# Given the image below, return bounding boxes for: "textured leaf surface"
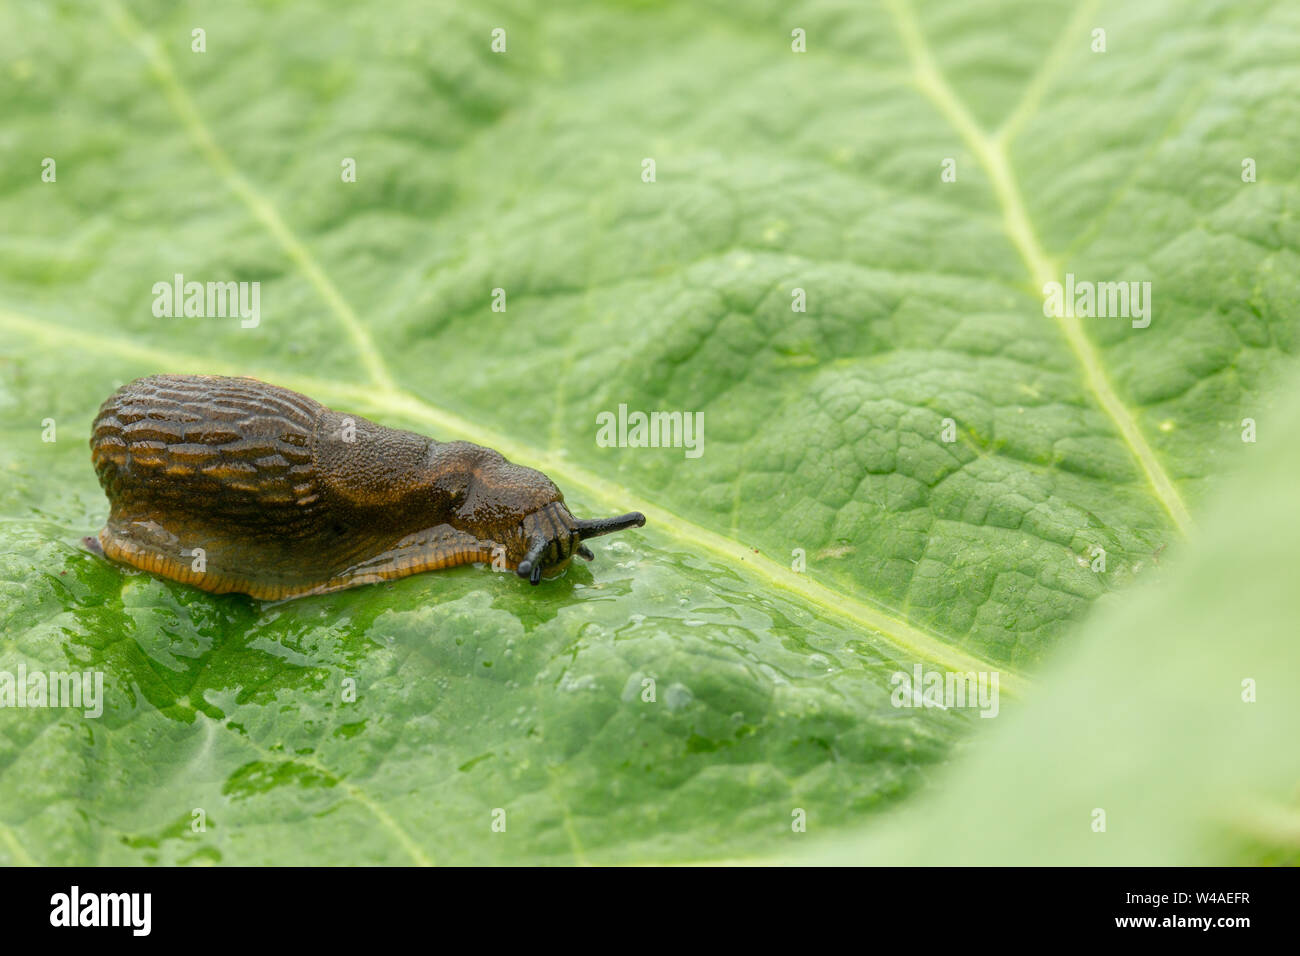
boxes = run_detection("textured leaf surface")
[0,0,1296,863]
[813,376,1300,865]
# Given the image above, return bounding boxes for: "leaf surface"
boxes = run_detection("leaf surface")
[0,0,1296,863]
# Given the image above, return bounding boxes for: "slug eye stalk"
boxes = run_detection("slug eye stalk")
[575,512,646,539]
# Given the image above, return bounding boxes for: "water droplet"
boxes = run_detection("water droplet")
[664,683,693,711]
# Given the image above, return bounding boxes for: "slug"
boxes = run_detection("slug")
[88,374,645,599]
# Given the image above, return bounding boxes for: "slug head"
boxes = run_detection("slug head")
[514,502,645,585]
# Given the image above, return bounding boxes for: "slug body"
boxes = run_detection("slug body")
[89,375,645,599]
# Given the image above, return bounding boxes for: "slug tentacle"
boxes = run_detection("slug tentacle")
[512,503,648,585]
[575,512,647,540]
[515,538,550,585]
[89,374,646,598]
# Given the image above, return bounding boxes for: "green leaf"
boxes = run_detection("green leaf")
[0,0,1296,863]
[811,374,1300,865]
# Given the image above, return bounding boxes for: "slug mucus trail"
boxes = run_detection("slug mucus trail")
[88,374,645,599]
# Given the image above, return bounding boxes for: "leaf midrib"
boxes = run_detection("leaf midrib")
[3,0,1261,872]
[0,304,1026,693]
[21,0,1217,696]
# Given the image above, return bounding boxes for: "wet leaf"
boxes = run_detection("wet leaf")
[0,0,1296,863]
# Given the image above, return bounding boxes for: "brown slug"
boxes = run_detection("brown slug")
[89,374,645,599]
